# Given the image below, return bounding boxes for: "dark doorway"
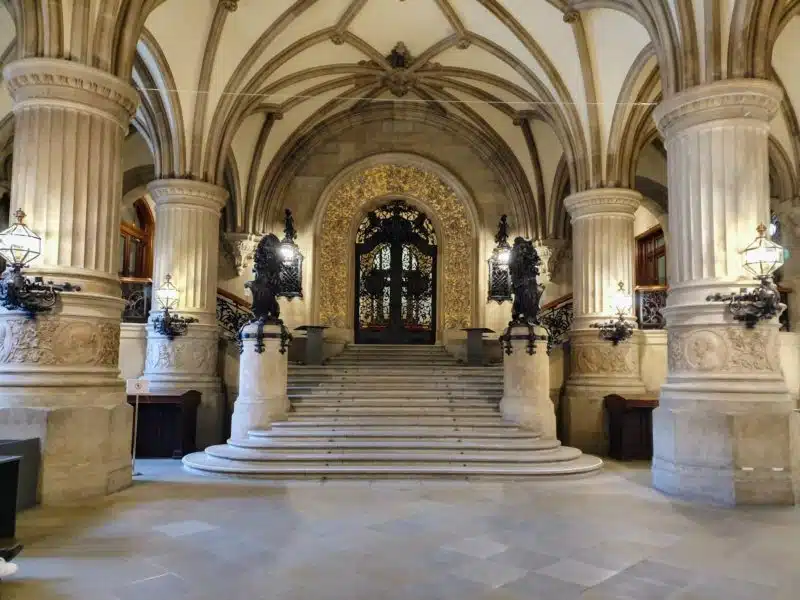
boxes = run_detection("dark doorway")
[355,200,437,344]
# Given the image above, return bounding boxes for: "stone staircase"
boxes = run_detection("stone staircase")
[183,345,602,478]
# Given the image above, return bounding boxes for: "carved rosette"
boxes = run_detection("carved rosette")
[0,318,120,367]
[667,326,781,374]
[145,337,217,375]
[571,343,638,376]
[318,164,473,330]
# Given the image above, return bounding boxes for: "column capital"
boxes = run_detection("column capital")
[3,58,139,130]
[654,79,782,139]
[563,188,641,220]
[223,232,263,276]
[147,179,229,213]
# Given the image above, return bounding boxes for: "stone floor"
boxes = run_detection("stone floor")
[1,460,798,600]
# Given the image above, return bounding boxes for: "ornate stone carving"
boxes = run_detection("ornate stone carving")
[571,344,637,375]
[145,338,216,373]
[0,318,120,366]
[3,58,140,128]
[220,0,238,11]
[533,240,566,284]
[147,179,229,212]
[668,326,780,374]
[318,164,473,330]
[223,233,261,276]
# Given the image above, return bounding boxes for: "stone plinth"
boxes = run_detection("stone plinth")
[563,188,645,454]
[0,58,138,504]
[230,322,290,441]
[500,326,555,438]
[652,78,798,505]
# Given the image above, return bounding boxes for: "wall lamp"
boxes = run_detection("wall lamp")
[278,208,303,300]
[488,214,512,303]
[0,209,80,318]
[591,281,635,345]
[152,274,197,340]
[706,224,786,328]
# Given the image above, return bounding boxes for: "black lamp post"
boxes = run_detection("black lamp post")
[152,274,197,340]
[488,215,512,303]
[0,209,80,318]
[706,224,786,327]
[278,208,303,299]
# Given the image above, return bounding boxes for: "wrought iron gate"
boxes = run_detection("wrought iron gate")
[354,201,437,344]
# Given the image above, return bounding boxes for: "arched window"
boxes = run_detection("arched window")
[119,198,154,278]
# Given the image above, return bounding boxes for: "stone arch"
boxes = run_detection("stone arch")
[311,155,479,341]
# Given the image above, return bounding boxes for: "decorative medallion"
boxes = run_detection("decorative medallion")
[571,343,637,375]
[317,164,473,330]
[668,326,780,374]
[0,318,119,367]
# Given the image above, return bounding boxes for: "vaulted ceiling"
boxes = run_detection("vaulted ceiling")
[0,0,798,237]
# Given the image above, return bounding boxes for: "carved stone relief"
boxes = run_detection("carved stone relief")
[318,164,473,330]
[0,318,120,367]
[668,326,780,374]
[145,338,217,374]
[571,343,637,375]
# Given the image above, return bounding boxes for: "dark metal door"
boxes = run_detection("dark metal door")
[355,201,437,344]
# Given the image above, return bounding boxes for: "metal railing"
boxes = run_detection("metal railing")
[635,286,667,330]
[539,293,573,351]
[216,289,253,341]
[120,277,152,323]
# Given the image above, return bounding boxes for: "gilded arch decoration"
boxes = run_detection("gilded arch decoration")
[317,164,473,332]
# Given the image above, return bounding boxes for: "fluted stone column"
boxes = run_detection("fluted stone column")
[563,189,645,454]
[143,180,228,448]
[0,58,138,503]
[652,79,798,505]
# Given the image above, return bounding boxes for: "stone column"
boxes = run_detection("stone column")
[652,79,797,505]
[563,188,645,454]
[774,202,800,330]
[230,322,290,441]
[500,325,555,438]
[0,58,138,503]
[143,180,228,448]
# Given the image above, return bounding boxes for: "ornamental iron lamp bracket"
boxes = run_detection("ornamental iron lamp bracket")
[591,281,634,345]
[152,275,197,340]
[487,215,513,303]
[498,237,546,355]
[0,209,80,318]
[239,233,292,354]
[278,208,303,300]
[705,224,786,328]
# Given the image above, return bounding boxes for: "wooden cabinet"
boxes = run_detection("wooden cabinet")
[128,391,201,459]
[604,394,659,461]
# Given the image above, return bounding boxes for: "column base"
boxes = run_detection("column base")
[652,404,800,505]
[564,330,645,455]
[0,395,132,505]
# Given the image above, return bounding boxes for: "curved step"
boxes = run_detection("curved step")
[282,416,510,426]
[291,399,499,409]
[183,452,603,478]
[228,437,561,451]
[251,428,541,439]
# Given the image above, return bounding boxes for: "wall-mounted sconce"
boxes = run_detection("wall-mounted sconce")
[152,274,197,340]
[278,209,303,300]
[706,224,785,328]
[0,209,80,318]
[488,214,513,303]
[591,281,634,345]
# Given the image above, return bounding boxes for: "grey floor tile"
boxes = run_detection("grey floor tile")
[450,558,528,588]
[620,560,698,587]
[115,573,193,600]
[151,520,218,538]
[536,558,619,587]
[501,572,586,599]
[442,535,508,559]
[582,572,679,600]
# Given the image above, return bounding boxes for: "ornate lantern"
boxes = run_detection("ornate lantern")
[592,281,635,345]
[706,224,786,327]
[278,208,303,299]
[0,209,80,317]
[488,215,512,303]
[152,274,197,340]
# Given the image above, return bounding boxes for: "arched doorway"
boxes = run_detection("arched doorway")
[354,200,437,344]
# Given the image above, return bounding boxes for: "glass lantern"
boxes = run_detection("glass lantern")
[742,224,785,280]
[0,209,42,268]
[155,274,180,311]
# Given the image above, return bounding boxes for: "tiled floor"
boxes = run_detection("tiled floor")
[1,460,799,599]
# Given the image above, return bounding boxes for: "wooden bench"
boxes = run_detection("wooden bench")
[604,394,659,461]
[127,391,201,459]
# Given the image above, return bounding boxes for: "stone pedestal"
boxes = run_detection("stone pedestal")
[230,322,290,441]
[0,58,138,504]
[652,79,798,505]
[143,179,228,448]
[563,189,645,454]
[500,326,555,438]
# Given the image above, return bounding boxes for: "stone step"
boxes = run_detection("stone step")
[288,375,503,384]
[288,367,502,376]
[290,407,499,417]
[276,419,513,429]
[228,437,561,451]
[204,444,582,463]
[288,381,501,389]
[252,428,539,440]
[290,399,499,409]
[183,452,603,478]
[288,390,501,400]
